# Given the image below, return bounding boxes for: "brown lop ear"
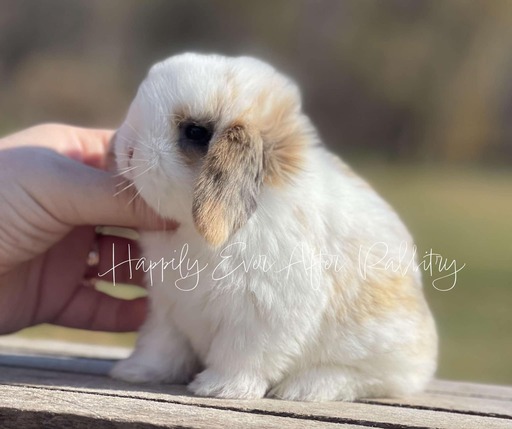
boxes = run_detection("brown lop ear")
[193,125,264,247]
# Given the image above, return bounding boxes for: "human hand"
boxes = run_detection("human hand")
[0,124,174,335]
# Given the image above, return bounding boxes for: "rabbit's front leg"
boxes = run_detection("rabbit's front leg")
[110,297,200,384]
[187,322,271,398]
[187,294,287,399]
[187,286,317,399]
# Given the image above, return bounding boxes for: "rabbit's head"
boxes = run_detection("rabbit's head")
[116,53,314,246]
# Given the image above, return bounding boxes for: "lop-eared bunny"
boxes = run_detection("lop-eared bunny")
[110,53,437,401]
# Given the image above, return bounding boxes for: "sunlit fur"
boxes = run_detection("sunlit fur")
[111,53,437,401]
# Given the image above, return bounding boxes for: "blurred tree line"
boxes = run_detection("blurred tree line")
[1,0,511,164]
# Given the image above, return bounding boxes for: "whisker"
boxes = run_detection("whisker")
[115,134,157,152]
[114,181,136,197]
[115,152,149,160]
[114,166,139,177]
[130,164,156,181]
[115,134,135,144]
[115,135,151,150]
[115,180,129,188]
[117,126,174,155]
[118,122,172,155]
[127,186,143,207]
[115,159,150,164]
[123,138,165,155]
[125,121,145,141]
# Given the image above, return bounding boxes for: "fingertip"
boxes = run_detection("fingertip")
[76,127,115,169]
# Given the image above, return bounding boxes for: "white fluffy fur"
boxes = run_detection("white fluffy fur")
[110,53,437,401]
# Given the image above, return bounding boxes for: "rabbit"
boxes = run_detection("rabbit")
[110,53,438,401]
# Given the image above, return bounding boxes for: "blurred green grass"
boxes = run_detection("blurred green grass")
[357,161,512,385]
[13,162,512,385]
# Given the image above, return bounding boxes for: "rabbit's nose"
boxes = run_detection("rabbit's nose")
[128,147,134,160]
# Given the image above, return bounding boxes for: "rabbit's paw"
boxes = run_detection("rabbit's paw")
[188,369,268,399]
[269,367,360,401]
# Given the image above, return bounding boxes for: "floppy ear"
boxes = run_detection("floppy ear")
[193,125,264,247]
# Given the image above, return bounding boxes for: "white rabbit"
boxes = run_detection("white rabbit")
[110,53,437,401]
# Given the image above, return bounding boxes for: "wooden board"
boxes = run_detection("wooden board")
[1,353,511,429]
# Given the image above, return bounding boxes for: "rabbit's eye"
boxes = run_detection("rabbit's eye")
[177,122,214,159]
[184,124,212,146]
